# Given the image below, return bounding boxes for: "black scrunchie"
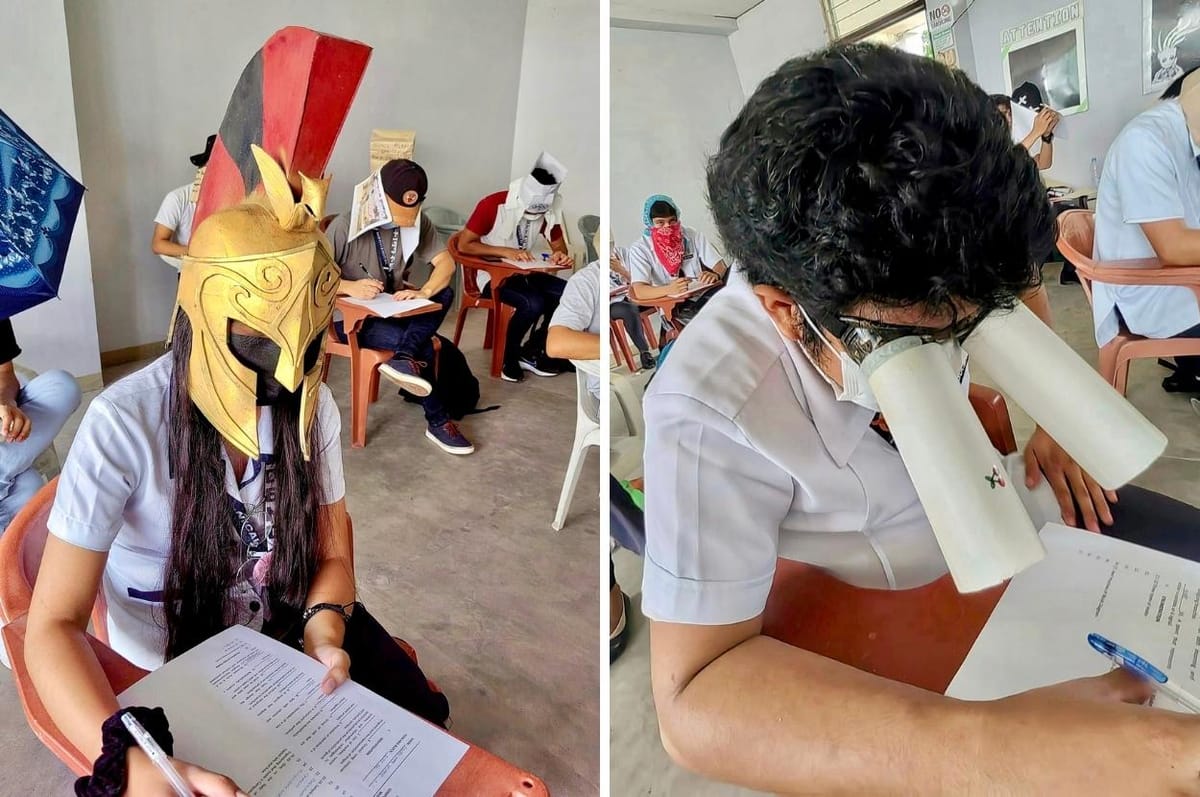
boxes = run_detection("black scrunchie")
[74,706,174,797]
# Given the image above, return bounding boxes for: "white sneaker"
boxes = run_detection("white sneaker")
[378,360,432,397]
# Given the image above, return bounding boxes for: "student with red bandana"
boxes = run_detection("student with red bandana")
[626,195,728,325]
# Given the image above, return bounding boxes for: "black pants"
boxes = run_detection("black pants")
[1173,321,1200,380]
[334,287,455,425]
[611,300,651,353]
[286,604,450,727]
[485,273,565,367]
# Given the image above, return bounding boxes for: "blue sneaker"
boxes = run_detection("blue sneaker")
[379,357,432,397]
[425,420,475,455]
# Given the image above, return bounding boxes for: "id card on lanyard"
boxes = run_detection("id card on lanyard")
[372,230,399,293]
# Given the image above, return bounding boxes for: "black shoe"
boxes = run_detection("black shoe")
[519,356,556,377]
[502,362,525,382]
[1162,371,1200,393]
[610,592,631,664]
[639,352,656,371]
[539,353,573,374]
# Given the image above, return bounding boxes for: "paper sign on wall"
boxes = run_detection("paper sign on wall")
[369,129,415,172]
[1001,0,1089,117]
[926,2,959,68]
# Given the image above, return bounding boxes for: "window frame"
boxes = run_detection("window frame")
[821,0,927,43]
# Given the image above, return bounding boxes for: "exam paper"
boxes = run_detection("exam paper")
[946,524,1199,711]
[118,626,466,796]
[667,280,714,299]
[340,295,437,318]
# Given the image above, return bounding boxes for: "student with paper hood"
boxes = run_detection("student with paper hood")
[641,43,1200,795]
[458,151,576,382]
[25,28,449,797]
[326,158,474,455]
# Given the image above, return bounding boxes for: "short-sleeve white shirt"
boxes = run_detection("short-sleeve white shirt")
[549,261,603,397]
[154,184,196,247]
[47,355,346,670]
[641,275,1059,626]
[626,227,722,286]
[1092,100,1200,345]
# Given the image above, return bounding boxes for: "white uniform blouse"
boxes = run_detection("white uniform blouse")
[641,274,1058,626]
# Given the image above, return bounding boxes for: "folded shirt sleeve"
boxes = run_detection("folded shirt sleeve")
[641,392,795,625]
[47,396,141,552]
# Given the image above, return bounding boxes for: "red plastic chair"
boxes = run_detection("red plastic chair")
[1057,209,1200,395]
[0,481,549,795]
[447,232,511,355]
[760,384,1018,693]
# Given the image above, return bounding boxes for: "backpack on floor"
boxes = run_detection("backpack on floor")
[400,335,500,420]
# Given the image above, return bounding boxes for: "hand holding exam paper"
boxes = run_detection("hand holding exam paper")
[340,295,436,318]
[947,524,1200,713]
[118,625,466,797]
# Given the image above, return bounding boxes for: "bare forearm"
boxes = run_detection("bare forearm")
[151,238,188,257]
[1022,285,1054,328]
[0,367,19,407]
[547,327,600,360]
[630,282,675,301]
[420,255,455,296]
[458,237,512,258]
[25,620,122,761]
[658,634,985,795]
[1036,141,1053,170]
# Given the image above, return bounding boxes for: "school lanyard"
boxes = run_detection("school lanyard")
[372,229,399,293]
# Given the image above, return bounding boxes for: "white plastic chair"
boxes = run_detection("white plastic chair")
[609,368,644,438]
[552,360,602,531]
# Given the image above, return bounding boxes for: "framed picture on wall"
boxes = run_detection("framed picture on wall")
[1002,3,1089,116]
[1143,0,1200,94]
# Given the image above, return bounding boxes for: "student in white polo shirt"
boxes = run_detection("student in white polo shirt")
[150,134,213,269]
[626,195,728,326]
[26,150,448,795]
[1094,66,1200,393]
[643,44,1200,794]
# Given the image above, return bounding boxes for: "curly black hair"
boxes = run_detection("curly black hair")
[707,44,1054,346]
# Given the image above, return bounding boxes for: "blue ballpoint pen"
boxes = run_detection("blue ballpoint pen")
[1088,632,1200,713]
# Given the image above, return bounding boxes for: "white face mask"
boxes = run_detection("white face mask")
[796,305,969,411]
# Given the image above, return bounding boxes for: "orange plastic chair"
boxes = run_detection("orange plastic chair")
[0,482,549,795]
[321,316,394,450]
[610,319,638,372]
[447,232,513,355]
[760,384,1018,693]
[1057,209,1200,395]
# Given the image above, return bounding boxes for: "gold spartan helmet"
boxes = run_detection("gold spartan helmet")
[176,145,339,460]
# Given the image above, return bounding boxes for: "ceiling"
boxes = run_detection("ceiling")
[614,0,763,20]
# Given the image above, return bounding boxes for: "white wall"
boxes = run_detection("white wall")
[961,0,1153,188]
[1,0,102,380]
[65,0,531,354]
[728,0,830,97]
[511,0,601,247]
[610,27,744,247]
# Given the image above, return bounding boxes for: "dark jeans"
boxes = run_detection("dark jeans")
[483,272,565,367]
[1174,321,1200,380]
[334,286,453,426]
[611,299,651,353]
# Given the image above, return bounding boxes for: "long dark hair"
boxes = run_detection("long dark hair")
[163,312,323,659]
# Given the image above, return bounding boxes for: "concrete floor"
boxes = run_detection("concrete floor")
[0,311,600,796]
[609,263,1200,796]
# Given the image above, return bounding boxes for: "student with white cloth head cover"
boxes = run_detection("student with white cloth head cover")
[1094,65,1200,394]
[642,43,1200,795]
